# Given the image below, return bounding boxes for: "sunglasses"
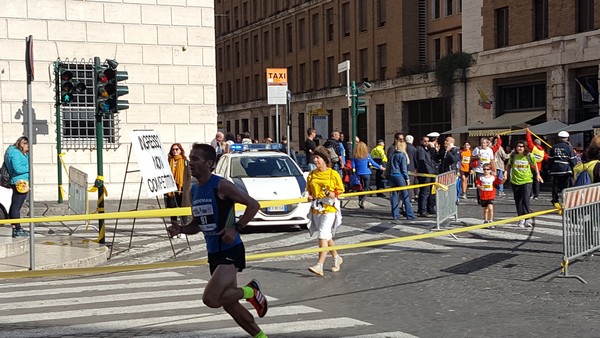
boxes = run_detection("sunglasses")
[483,168,492,171]
[516,145,524,148]
[171,148,180,151]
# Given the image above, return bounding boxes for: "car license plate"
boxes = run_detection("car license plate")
[267,205,287,212]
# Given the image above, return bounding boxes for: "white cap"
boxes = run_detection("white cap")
[405,135,414,144]
[427,132,440,138]
[558,131,569,138]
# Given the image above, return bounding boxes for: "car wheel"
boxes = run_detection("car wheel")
[0,207,7,220]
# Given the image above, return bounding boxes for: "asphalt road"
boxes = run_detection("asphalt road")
[1,189,599,337]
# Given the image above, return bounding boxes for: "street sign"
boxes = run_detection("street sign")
[266,68,288,105]
[337,60,350,73]
[130,130,177,197]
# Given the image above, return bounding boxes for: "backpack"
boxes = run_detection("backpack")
[0,162,10,188]
[327,145,339,163]
[574,160,599,187]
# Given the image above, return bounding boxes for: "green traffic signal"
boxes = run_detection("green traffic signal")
[95,61,129,115]
[59,67,86,104]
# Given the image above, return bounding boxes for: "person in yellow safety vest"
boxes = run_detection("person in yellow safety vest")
[526,128,548,199]
[371,139,388,197]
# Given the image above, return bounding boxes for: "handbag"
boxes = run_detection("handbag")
[349,173,362,191]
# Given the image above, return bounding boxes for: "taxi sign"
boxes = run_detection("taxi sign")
[266,68,288,105]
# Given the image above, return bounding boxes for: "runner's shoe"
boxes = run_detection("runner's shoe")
[308,263,324,276]
[331,255,343,272]
[246,279,268,318]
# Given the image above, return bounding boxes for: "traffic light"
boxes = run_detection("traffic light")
[351,81,368,116]
[59,66,87,104]
[96,59,128,115]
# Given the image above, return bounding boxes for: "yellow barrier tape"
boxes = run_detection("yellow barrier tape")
[0,207,560,279]
[528,129,552,149]
[561,259,569,274]
[58,184,66,200]
[339,183,435,198]
[413,173,437,178]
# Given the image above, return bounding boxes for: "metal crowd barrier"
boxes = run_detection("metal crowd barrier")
[559,182,600,283]
[435,171,459,238]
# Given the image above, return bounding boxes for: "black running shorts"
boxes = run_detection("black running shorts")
[208,243,246,275]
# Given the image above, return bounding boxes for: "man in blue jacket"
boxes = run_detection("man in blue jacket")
[548,131,577,204]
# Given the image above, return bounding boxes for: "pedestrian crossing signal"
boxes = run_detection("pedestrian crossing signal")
[59,68,87,104]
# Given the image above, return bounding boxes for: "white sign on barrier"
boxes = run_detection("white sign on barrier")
[130,130,177,197]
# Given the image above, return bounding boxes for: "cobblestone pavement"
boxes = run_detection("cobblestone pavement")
[2,189,599,337]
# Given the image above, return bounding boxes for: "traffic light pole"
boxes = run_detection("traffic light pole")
[93,56,105,244]
[55,61,63,204]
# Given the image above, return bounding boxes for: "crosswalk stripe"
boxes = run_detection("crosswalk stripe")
[4,306,326,338]
[141,317,372,338]
[0,279,204,299]
[171,305,322,326]
[0,271,188,289]
[459,218,541,240]
[390,223,488,243]
[348,331,419,338]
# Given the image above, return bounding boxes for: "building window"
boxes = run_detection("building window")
[243,38,249,65]
[445,35,453,55]
[577,0,594,33]
[446,0,453,16]
[341,108,349,138]
[377,44,387,80]
[286,23,293,53]
[533,0,548,40]
[359,0,368,32]
[227,80,232,104]
[235,78,241,103]
[457,0,462,13]
[433,0,440,19]
[287,66,294,92]
[234,6,239,29]
[253,0,258,21]
[235,119,240,136]
[227,120,231,133]
[263,116,269,140]
[244,76,250,101]
[217,48,223,71]
[342,2,350,37]
[359,48,368,82]
[243,2,248,25]
[326,56,335,88]
[433,38,441,61]
[377,0,386,27]
[253,118,259,138]
[263,31,270,59]
[326,8,334,41]
[298,18,306,50]
[254,74,260,99]
[458,33,462,52]
[376,104,385,141]
[242,119,249,134]
[253,35,259,62]
[225,10,230,32]
[495,7,509,48]
[498,82,546,113]
[274,27,281,56]
[235,42,240,67]
[312,13,319,46]
[298,113,305,150]
[226,45,231,69]
[312,60,320,90]
[299,63,306,92]
[218,82,223,104]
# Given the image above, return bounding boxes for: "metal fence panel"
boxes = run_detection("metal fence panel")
[436,171,459,228]
[560,183,600,283]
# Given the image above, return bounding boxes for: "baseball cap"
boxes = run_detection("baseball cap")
[427,132,440,138]
[558,131,569,138]
[377,139,384,143]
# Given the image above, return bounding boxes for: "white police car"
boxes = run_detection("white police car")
[0,186,12,219]
[214,143,310,227]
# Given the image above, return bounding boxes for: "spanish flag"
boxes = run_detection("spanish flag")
[478,88,492,109]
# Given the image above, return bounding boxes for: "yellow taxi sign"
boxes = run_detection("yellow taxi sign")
[266,68,287,86]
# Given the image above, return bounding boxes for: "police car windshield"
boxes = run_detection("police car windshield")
[230,156,302,178]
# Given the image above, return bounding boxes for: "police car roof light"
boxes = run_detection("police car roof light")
[230,143,283,152]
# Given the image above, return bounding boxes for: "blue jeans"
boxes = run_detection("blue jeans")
[389,175,415,219]
[496,169,504,193]
[359,174,371,205]
[9,185,28,226]
[417,176,436,214]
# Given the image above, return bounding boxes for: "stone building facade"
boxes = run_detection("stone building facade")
[0,0,216,201]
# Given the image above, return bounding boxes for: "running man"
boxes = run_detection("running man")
[167,143,268,338]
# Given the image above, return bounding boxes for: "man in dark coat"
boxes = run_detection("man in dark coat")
[416,135,438,217]
[548,131,577,204]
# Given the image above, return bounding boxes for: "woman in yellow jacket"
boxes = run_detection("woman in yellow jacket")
[306,146,345,276]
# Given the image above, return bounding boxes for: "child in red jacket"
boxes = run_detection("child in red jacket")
[476,163,501,228]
